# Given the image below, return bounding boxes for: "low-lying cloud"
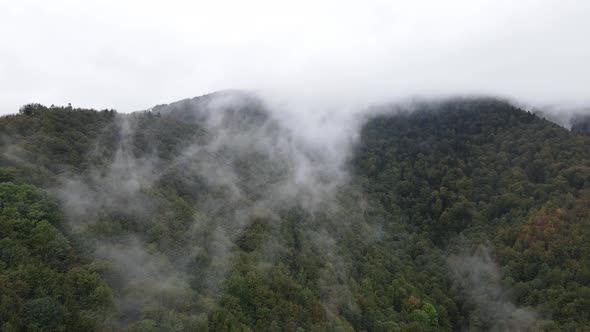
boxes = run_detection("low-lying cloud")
[47,91,367,324]
[448,245,538,332]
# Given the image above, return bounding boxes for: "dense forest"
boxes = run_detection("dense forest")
[0,93,589,331]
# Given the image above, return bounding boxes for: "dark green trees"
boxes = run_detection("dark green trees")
[0,98,589,331]
[0,182,114,331]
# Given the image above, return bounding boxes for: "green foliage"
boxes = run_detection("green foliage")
[0,182,114,331]
[25,297,65,331]
[1,105,118,184]
[354,99,590,330]
[1,99,589,331]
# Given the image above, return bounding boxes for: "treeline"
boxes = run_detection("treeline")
[353,99,590,330]
[0,100,589,331]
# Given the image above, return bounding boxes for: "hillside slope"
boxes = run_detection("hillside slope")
[0,95,588,331]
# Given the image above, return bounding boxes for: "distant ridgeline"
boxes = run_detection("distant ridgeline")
[0,94,589,331]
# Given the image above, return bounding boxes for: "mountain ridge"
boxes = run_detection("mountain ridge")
[0,95,589,331]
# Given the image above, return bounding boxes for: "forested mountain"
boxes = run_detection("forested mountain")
[0,93,589,331]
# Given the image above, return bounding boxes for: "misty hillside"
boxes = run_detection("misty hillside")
[571,114,590,135]
[1,93,589,332]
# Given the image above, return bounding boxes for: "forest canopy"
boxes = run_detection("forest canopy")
[0,95,589,331]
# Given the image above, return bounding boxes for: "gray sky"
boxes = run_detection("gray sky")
[1,0,589,114]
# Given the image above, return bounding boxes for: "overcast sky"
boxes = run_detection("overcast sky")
[1,0,589,114]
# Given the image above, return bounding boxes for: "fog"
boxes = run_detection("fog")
[449,245,538,331]
[1,0,589,115]
[46,91,369,323]
[1,1,587,329]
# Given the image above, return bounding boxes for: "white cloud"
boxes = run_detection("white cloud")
[1,0,589,113]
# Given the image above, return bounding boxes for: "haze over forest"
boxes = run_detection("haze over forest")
[1,1,590,331]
